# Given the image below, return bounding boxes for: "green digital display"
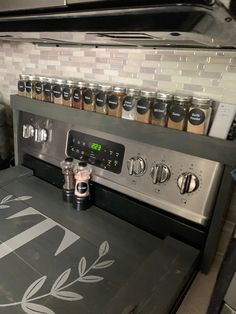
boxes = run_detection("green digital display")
[90,143,102,151]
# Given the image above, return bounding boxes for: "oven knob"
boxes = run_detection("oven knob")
[23,124,35,139]
[35,128,48,143]
[151,163,170,184]
[177,172,199,194]
[127,157,146,176]
[127,158,135,175]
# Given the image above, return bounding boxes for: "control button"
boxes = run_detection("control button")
[127,157,146,176]
[109,150,113,156]
[177,172,199,194]
[115,152,120,157]
[23,124,35,139]
[34,128,48,143]
[114,160,119,166]
[76,148,80,153]
[151,163,170,184]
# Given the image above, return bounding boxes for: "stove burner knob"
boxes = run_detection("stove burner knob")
[127,157,146,176]
[22,124,35,139]
[177,172,199,194]
[151,163,170,184]
[35,128,48,143]
[127,158,135,175]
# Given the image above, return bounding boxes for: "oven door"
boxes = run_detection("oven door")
[0,166,200,314]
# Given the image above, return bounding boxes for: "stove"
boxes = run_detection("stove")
[0,97,226,314]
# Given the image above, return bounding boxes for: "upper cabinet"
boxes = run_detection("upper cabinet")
[0,0,66,12]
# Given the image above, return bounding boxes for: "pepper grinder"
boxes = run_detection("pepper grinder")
[60,157,75,203]
[73,162,92,210]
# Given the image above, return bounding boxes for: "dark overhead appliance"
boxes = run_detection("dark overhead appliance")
[0,0,235,49]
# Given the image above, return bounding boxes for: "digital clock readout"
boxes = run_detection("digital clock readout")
[90,143,102,151]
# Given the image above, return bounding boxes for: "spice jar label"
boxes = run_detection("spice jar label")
[123,96,134,111]
[96,91,106,107]
[169,105,185,122]
[53,85,62,98]
[18,81,25,92]
[76,182,88,194]
[73,88,81,102]
[84,89,93,105]
[108,95,119,109]
[63,87,72,101]
[44,84,52,97]
[35,82,43,94]
[137,98,150,114]
[153,102,168,119]
[25,81,32,93]
[188,109,205,125]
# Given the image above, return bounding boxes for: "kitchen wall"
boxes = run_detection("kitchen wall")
[0,40,235,221]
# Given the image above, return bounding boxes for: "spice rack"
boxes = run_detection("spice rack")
[11,95,236,168]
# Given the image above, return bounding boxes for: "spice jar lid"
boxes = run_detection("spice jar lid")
[112,86,126,93]
[141,90,156,98]
[157,91,173,101]
[66,79,76,86]
[45,77,55,83]
[54,78,66,84]
[174,94,192,102]
[60,158,75,170]
[88,82,98,89]
[19,74,29,80]
[192,96,212,106]
[76,81,87,88]
[28,75,37,80]
[37,76,47,82]
[126,87,140,96]
[98,84,112,91]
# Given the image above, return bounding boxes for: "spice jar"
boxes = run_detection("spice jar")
[35,76,46,101]
[72,81,87,109]
[53,79,66,105]
[25,75,37,98]
[136,90,156,124]
[18,74,28,97]
[63,79,75,107]
[187,96,212,135]
[151,91,173,127]
[43,77,55,103]
[60,157,75,203]
[108,86,126,118]
[167,95,191,131]
[73,162,92,211]
[83,82,98,112]
[122,88,140,120]
[95,84,112,114]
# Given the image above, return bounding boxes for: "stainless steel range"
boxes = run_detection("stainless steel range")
[0,95,233,314]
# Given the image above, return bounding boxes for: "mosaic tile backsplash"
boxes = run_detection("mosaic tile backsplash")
[0,42,236,106]
[0,40,235,222]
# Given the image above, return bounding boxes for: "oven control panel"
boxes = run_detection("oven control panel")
[66,130,125,174]
[20,112,223,226]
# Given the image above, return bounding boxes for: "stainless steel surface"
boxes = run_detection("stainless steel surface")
[0,0,66,12]
[19,112,223,225]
